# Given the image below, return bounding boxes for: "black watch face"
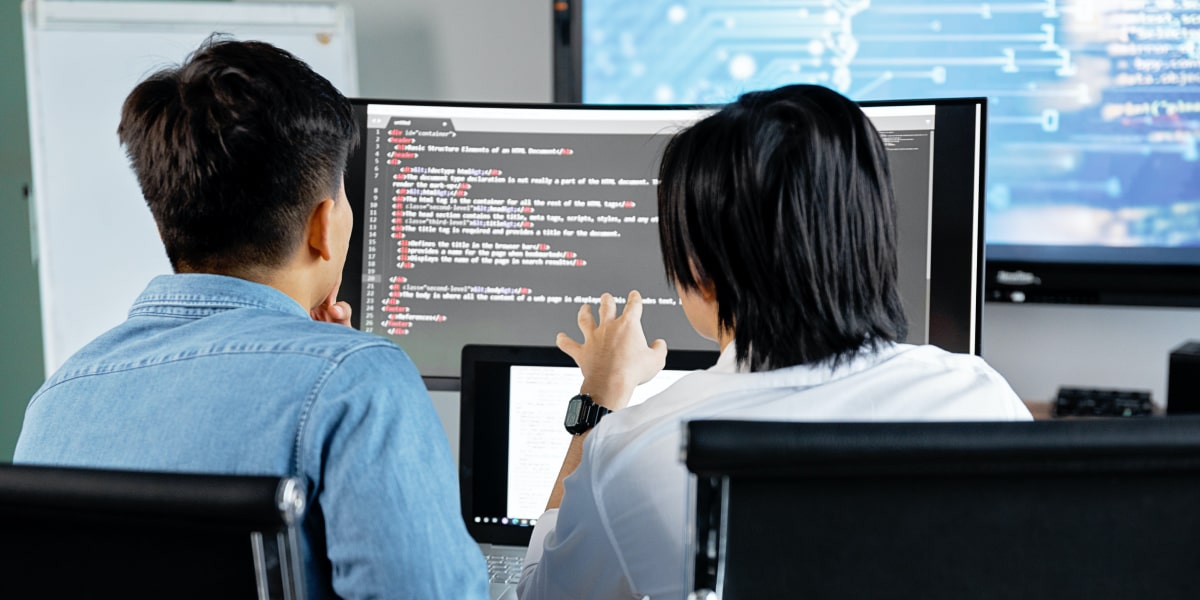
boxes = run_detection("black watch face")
[564,395,583,429]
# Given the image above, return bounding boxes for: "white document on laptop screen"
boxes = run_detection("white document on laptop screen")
[506,365,692,521]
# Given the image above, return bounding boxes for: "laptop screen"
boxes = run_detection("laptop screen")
[460,344,718,546]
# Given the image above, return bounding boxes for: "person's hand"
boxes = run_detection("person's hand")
[311,281,352,327]
[556,290,668,411]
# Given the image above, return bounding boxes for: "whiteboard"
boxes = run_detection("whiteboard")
[23,0,358,374]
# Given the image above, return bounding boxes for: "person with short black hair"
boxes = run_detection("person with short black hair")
[518,84,1030,600]
[15,37,488,599]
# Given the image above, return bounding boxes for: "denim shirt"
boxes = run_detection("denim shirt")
[15,274,488,600]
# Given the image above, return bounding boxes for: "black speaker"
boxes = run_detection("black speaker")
[1168,341,1200,414]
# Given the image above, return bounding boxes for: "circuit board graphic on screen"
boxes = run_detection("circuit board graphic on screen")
[582,1,1200,259]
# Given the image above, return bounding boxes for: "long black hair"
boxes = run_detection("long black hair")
[657,84,907,371]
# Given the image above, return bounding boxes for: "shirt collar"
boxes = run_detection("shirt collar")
[709,343,742,374]
[128,274,310,319]
[706,340,907,387]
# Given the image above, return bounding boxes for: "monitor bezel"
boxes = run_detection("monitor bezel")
[857,96,988,359]
[985,259,1200,307]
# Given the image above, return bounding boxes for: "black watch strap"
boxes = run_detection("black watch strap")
[565,393,611,435]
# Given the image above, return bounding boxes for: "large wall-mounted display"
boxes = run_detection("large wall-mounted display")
[555,0,1200,306]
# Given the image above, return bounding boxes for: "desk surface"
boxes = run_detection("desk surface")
[1025,400,1054,420]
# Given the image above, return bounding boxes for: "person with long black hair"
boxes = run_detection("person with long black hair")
[519,84,1030,600]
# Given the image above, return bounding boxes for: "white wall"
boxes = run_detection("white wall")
[340,0,552,103]
[982,303,1200,409]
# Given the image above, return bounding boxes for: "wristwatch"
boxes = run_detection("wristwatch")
[564,393,611,435]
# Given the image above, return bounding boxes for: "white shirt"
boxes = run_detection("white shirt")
[517,343,1031,600]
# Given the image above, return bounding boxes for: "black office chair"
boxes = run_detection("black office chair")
[0,463,306,599]
[685,418,1200,600]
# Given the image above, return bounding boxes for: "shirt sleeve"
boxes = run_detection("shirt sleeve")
[302,344,489,600]
[517,431,640,600]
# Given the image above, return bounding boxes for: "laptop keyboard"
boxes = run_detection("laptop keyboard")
[486,552,525,584]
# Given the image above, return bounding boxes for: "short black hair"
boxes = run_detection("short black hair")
[657,84,907,371]
[117,36,358,274]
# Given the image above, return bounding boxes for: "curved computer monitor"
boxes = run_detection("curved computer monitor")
[342,97,986,388]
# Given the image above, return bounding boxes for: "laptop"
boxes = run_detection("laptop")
[459,344,719,599]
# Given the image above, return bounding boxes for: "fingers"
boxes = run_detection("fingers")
[562,291,667,397]
[622,290,644,322]
[598,292,617,323]
[556,331,582,360]
[576,303,595,337]
[330,300,352,324]
[580,291,643,326]
[578,290,649,334]
[323,278,342,307]
[311,300,353,327]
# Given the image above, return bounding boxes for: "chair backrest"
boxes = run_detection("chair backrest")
[0,464,306,600]
[685,418,1200,600]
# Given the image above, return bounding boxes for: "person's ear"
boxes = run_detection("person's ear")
[687,260,718,302]
[307,198,336,261]
[696,276,718,302]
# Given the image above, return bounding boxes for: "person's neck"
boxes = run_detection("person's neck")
[254,268,321,313]
[186,263,318,313]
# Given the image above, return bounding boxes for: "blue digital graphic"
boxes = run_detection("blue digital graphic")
[582,0,1200,259]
